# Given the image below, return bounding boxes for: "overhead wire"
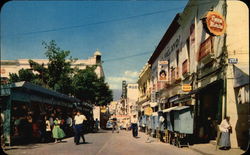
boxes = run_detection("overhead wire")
[2,1,215,38]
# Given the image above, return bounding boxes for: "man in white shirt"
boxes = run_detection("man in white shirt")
[74,111,87,145]
[131,115,138,137]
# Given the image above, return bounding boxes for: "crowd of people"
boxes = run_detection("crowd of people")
[9,104,96,145]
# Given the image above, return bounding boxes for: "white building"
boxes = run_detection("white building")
[0,50,104,78]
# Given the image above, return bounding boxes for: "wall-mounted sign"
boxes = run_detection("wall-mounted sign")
[158,61,168,81]
[228,58,238,64]
[182,84,192,92]
[144,107,153,116]
[205,11,226,36]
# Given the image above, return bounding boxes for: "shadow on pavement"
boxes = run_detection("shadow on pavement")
[78,142,92,145]
[189,148,216,155]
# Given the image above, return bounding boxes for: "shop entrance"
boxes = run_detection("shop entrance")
[195,80,223,143]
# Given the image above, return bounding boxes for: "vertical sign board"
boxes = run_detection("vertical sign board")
[158,61,168,82]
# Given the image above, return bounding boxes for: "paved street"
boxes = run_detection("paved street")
[3,130,245,155]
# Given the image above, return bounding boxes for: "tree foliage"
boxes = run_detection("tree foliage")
[8,40,113,106]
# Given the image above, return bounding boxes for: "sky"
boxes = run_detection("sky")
[1,0,188,100]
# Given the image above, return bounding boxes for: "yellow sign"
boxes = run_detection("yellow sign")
[205,11,226,36]
[144,107,153,116]
[182,84,192,92]
[100,107,107,113]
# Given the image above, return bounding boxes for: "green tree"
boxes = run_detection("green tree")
[42,40,76,94]
[72,66,113,106]
[9,68,36,83]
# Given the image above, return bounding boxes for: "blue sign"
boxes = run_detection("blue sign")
[228,58,238,64]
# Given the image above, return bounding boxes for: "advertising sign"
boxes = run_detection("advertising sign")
[158,61,168,81]
[205,11,226,36]
[182,84,192,92]
[144,107,153,116]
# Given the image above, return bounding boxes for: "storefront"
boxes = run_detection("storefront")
[0,81,81,145]
[194,80,224,143]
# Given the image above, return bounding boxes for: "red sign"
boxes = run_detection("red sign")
[205,11,226,36]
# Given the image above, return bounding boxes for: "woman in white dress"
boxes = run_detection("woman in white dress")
[219,116,232,150]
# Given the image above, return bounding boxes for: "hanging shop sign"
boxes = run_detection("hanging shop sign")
[158,61,168,81]
[144,107,153,116]
[182,84,192,92]
[100,107,107,113]
[205,11,226,36]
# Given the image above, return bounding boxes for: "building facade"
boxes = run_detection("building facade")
[0,50,104,79]
[146,0,248,149]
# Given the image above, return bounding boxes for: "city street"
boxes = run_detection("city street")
[3,130,244,155]
[3,130,197,155]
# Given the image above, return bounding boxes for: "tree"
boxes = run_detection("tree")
[72,66,113,106]
[9,68,36,83]
[42,40,76,94]
[8,40,113,106]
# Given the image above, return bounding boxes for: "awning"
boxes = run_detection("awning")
[233,65,249,88]
[150,102,158,107]
[173,95,191,104]
[162,106,178,113]
[142,101,150,107]
[172,106,190,111]
[152,112,158,116]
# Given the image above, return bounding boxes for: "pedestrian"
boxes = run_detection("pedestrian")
[66,114,73,136]
[112,118,118,133]
[219,116,232,150]
[74,111,87,145]
[95,118,99,132]
[131,115,138,137]
[52,117,65,143]
[45,115,52,142]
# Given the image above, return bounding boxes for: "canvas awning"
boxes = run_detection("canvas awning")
[150,102,158,107]
[152,112,158,116]
[162,106,178,113]
[142,101,150,107]
[172,106,190,111]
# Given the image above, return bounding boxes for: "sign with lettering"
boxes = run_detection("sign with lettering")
[182,84,192,92]
[228,58,238,64]
[158,61,168,82]
[144,107,153,116]
[205,11,226,36]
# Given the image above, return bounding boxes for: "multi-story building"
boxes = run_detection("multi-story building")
[147,0,248,149]
[137,63,151,116]
[0,50,104,78]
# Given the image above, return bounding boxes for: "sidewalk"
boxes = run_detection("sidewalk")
[138,131,245,155]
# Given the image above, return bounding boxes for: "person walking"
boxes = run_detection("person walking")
[52,117,65,143]
[219,116,232,150]
[131,115,138,137]
[74,111,87,145]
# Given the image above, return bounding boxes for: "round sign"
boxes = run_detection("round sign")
[144,107,153,116]
[205,11,226,36]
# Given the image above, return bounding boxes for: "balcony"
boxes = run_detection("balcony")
[198,36,215,64]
